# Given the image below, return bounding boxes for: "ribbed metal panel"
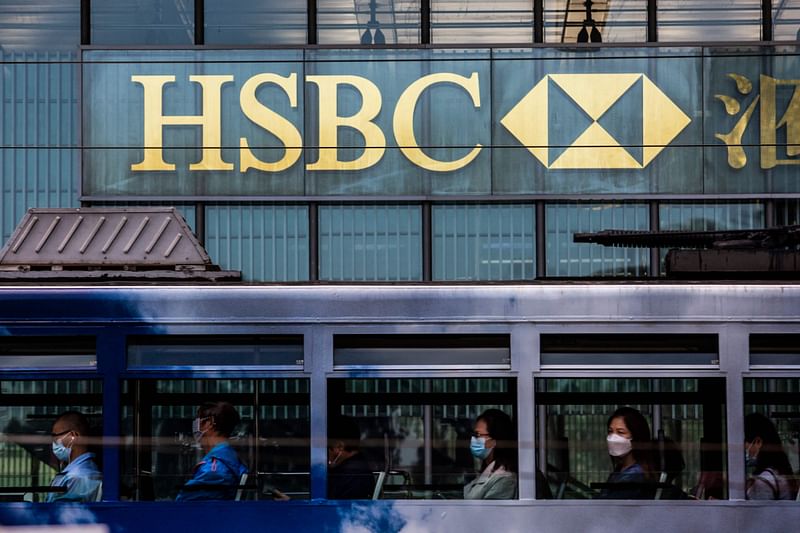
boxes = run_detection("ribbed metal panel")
[319,204,422,281]
[92,203,196,234]
[0,50,79,246]
[433,204,535,281]
[546,203,649,277]
[205,204,308,282]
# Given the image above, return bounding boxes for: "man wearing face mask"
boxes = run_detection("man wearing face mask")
[327,416,374,499]
[463,409,518,499]
[176,401,248,501]
[47,411,102,502]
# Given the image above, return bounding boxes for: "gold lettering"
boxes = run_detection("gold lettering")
[761,74,800,169]
[131,74,234,172]
[305,75,385,171]
[393,72,482,172]
[239,73,302,173]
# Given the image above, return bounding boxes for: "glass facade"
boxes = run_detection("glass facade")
[545,0,648,43]
[205,1,307,44]
[317,0,421,44]
[92,0,195,45]
[432,0,534,43]
[658,1,762,42]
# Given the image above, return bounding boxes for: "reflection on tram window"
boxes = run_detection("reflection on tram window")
[327,378,516,499]
[120,379,310,501]
[657,0,762,42]
[744,378,800,500]
[544,0,647,43]
[0,380,102,502]
[536,378,727,500]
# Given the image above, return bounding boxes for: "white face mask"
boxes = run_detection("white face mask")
[607,433,633,457]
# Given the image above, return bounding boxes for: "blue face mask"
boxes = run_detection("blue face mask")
[470,436,491,460]
[745,442,758,468]
[52,438,71,464]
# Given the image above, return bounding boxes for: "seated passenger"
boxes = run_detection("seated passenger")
[47,411,102,502]
[745,412,797,500]
[176,401,248,501]
[327,416,374,499]
[598,406,654,500]
[464,409,518,499]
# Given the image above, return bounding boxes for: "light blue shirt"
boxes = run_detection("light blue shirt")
[47,452,102,503]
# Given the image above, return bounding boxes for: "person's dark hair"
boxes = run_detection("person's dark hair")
[198,401,240,438]
[328,415,361,452]
[745,412,797,494]
[54,411,90,437]
[477,409,517,473]
[607,406,654,475]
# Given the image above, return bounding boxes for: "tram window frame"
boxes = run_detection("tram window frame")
[0,336,97,371]
[749,334,800,368]
[0,378,103,502]
[120,377,311,502]
[534,375,728,501]
[327,376,518,500]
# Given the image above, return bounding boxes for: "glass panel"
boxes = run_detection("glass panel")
[127,336,304,369]
[776,199,800,226]
[205,204,309,282]
[545,203,650,277]
[0,1,79,51]
[205,0,307,44]
[92,0,195,45]
[536,378,728,500]
[540,334,719,367]
[544,0,647,43]
[317,0,421,44]
[0,380,102,502]
[319,204,422,281]
[743,379,800,500]
[0,337,96,369]
[328,378,516,499]
[431,0,533,44]
[774,1,800,40]
[433,204,535,281]
[658,0,762,42]
[121,379,310,501]
[333,334,510,368]
[750,334,800,366]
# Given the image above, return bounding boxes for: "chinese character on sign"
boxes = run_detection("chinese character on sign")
[715,73,800,169]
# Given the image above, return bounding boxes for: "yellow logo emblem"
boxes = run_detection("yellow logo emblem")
[500,74,691,169]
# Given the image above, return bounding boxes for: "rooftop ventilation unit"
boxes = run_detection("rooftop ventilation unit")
[0,208,240,281]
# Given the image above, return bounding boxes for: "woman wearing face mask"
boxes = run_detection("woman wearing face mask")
[463,409,518,499]
[176,401,249,501]
[744,412,797,500]
[598,406,655,500]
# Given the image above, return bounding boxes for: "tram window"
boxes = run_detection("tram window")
[743,379,800,500]
[121,379,310,501]
[0,337,96,369]
[127,335,304,369]
[327,378,516,499]
[540,334,719,367]
[750,335,800,367]
[0,380,102,502]
[536,378,727,500]
[333,335,511,369]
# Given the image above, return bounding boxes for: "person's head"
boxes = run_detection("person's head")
[51,411,91,464]
[607,407,652,469]
[194,402,240,450]
[328,415,361,467]
[471,409,517,473]
[744,412,794,478]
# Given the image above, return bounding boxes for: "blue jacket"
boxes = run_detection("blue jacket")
[47,452,102,503]
[176,442,248,501]
[598,462,652,500]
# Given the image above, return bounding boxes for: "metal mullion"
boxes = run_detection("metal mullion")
[762,0,773,41]
[194,0,204,45]
[647,0,657,42]
[308,0,318,45]
[421,0,431,44]
[534,0,544,43]
[535,200,545,278]
[81,0,91,45]
[422,202,431,281]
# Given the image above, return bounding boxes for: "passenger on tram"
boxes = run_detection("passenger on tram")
[327,415,374,499]
[176,401,248,501]
[744,413,797,500]
[598,406,655,500]
[463,409,518,499]
[48,411,103,502]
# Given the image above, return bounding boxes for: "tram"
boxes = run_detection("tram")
[0,284,797,532]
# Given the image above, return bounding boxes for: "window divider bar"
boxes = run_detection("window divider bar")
[422,202,432,281]
[194,0,204,45]
[762,0,773,41]
[534,0,544,43]
[81,0,91,45]
[421,0,431,44]
[647,0,657,42]
[308,0,318,45]
[535,201,546,278]
[309,203,319,281]
[649,201,659,277]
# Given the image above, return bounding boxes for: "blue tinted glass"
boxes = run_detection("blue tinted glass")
[0,1,79,51]
[432,0,533,44]
[92,0,194,45]
[205,204,309,282]
[205,0,306,44]
[317,0,420,44]
[774,1,800,41]
[433,204,535,280]
[319,204,422,281]
[546,203,649,277]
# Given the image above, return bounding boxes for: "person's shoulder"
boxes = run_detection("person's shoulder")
[623,463,645,474]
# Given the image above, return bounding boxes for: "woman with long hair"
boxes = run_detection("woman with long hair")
[463,409,518,499]
[745,412,797,500]
[598,406,655,499]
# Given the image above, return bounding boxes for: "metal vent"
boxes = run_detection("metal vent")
[0,208,240,281]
